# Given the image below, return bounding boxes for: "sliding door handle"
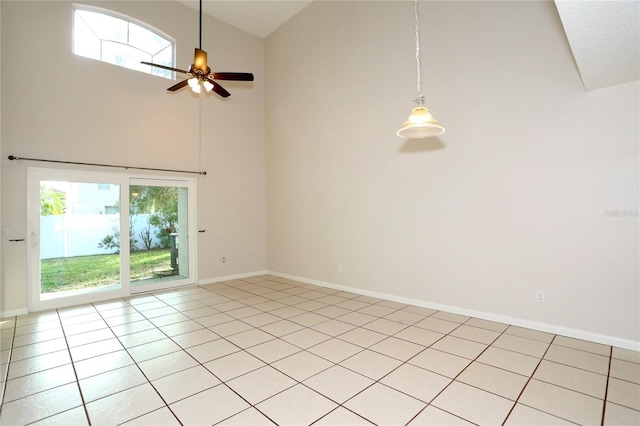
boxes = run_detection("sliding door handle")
[30,232,39,248]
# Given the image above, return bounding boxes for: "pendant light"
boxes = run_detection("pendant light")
[397,0,445,138]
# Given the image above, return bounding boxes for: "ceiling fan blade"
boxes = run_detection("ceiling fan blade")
[208,79,230,98]
[167,79,189,91]
[141,61,189,74]
[194,48,208,72]
[212,72,254,82]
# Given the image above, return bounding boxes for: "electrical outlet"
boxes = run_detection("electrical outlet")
[221,257,226,264]
[536,290,545,303]
[338,265,343,273]
[3,228,11,238]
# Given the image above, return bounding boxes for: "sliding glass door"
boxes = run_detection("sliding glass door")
[128,178,195,293]
[28,169,196,311]
[28,169,130,310]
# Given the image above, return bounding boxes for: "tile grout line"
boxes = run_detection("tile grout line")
[500,333,555,425]
[600,345,613,426]
[0,316,18,409]
[67,297,182,425]
[301,309,473,425]
[4,276,636,425]
[118,294,207,422]
[197,277,420,425]
[25,278,409,426]
[191,279,343,425]
[303,301,418,425]
[120,286,281,425]
[53,309,91,425]
[135,288,276,424]
[405,317,510,425]
[511,337,617,424]
[7,286,274,425]
[369,322,464,425]
[212,278,374,424]
[0,281,519,424]
[502,334,585,426]
[215,278,550,425]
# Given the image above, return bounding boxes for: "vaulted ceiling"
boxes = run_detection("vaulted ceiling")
[181,0,639,92]
[555,0,639,91]
[176,0,313,38]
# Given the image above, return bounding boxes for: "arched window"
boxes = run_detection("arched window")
[73,5,175,79]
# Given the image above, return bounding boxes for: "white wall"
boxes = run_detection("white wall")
[265,1,639,346]
[1,1,266,314]
[0,1,3,321]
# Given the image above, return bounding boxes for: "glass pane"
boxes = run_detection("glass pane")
[152,45,174,79]
[40,181,121,297]
[76,9,127,43]
[129,22,171,55]
[102,41,150,72]
[129,184,189,287]
[73,7,174,80]
[73,12,101,60]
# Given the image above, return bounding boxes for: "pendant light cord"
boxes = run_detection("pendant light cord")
[199,0,202,49]
[413,0,425,107]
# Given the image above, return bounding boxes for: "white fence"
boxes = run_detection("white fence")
[40,213,164,259]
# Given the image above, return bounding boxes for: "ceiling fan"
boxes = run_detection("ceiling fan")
[141,0,254,98]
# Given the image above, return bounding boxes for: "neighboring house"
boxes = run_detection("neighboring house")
[67,182,120,215]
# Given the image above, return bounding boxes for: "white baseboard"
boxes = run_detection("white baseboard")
[267,271,640,352]
[1,308,29,319]
[198,270,269,286]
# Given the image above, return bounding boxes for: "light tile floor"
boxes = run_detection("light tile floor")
[1,275,639,425]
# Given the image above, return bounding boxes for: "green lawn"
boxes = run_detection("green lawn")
[41,249,174,292]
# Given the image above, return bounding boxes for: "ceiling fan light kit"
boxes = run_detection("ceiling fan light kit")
[141,0,253,98]
[397,0,445,139]
[187,73,213,93]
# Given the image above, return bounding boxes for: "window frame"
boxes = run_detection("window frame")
[72,3,177,80]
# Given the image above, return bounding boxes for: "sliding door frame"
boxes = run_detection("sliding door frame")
[27,167,198,311]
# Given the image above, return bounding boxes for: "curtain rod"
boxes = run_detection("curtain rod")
[7,155,207,176]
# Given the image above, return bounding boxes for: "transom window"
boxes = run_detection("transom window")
[73,5,175,79]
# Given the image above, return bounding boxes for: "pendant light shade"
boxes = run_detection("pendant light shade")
[397,0,445,138]
[397,106,444,138]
